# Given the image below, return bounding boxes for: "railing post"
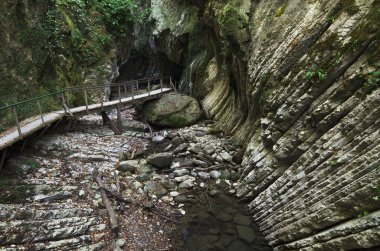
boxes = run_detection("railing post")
[160,78,163,95]
[148,81,151,96]
[61,92,67,114]
[118,85,122,103]
[13,106,22,139]
[136,81,139,91]
[84,89,89,114]
[100,88,104,111]
[132,84,135,100]
[0,148,7,172]
[37,100,44,123]
[124,83,127,96]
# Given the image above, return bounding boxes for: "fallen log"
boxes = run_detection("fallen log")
[95,175,119,235]
[101,111,122,135]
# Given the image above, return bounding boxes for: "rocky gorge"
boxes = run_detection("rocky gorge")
[0,0,379,250]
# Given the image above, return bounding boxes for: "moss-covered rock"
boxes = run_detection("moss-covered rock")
[142,93,203,128]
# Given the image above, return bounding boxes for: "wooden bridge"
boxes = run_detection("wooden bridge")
[0,76,175,170]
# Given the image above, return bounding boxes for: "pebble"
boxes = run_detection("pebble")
[179,178,195,188]
[198,171,210,180]
[116,239,126,247]
[173,169,190,177]
[210,170,221,179]
[221,152,233,162]
[170,191,179,197]
[97,224,106,231]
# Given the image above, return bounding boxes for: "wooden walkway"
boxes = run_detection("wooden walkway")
[0,87,171,152]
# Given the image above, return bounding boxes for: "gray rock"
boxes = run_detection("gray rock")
[172,136,183,146]
[233,215,251,226]
[152,135,165,143]
[203,145,216,155]
[121,120,148,132]
[173,143,187,154]
[227,240,250,251]
[192,160,208,168]
[173,169,190,177]
[217,213,233,222]
[118,160,138,173]
[221,170,231,179]
[208,228,221,234]
[170,191,179,197]
[133,181,143,189]
[174,195,189,203]
[146,152,173,168]
[136,174,150,182]
[174,175,192,183]
[179,177,196,188]
[79,190,86,197]
[136,164,153,175]
[195,131,207,137]
[236,225,256,243]
[161,180,177,190]
[219,233,234,247]
[210,170,221,179]
[144,181,167,196]
[198,171,210,180]
[116,239,126,247]
[208,189,220,197]
[189,145,202,154]
[221,152,233,162]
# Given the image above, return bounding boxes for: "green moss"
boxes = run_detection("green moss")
[275,2,288,17]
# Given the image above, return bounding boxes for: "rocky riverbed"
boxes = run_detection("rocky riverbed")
[0,106,271,250]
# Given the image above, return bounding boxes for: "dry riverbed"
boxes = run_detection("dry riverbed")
[0,106,271,251]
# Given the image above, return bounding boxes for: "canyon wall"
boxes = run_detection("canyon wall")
[152,0,380,250]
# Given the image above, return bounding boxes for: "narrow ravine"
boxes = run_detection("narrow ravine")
[0,106,270,250]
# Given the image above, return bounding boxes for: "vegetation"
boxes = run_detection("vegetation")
[359,70,380,91]
[305,69,327,81]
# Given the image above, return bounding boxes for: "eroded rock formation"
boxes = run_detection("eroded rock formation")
[151,0,380,250]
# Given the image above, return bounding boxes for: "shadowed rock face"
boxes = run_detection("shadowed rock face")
[151,0,380,250]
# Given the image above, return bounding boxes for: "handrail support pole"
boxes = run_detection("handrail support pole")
[37,100,44,123]
[84,89,89,114]
[13,106,22,139]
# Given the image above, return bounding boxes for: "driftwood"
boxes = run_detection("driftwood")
[95,175,119,235]
[101,111,122,135]
[145,120,154,138]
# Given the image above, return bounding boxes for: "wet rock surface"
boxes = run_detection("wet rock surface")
[0,107,270,250]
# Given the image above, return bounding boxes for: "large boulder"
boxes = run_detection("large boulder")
[142,93,203,128]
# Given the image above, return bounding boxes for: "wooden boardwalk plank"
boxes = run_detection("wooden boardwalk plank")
[0,88,172,151]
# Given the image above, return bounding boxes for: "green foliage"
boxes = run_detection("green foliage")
[24,160,40,170]
[359,70,380,91]
[335,51,343,64]
[275,2,288,17]
[305,70,315,79]
[305,69,327,81]
[96,0,150,37]
[328,159,338,167]
[317,69,327,80]
[358,209,369,218]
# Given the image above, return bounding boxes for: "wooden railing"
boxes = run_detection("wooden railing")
[0,76,176,136]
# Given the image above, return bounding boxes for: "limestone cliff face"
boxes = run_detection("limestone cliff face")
[152,0,380,250]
